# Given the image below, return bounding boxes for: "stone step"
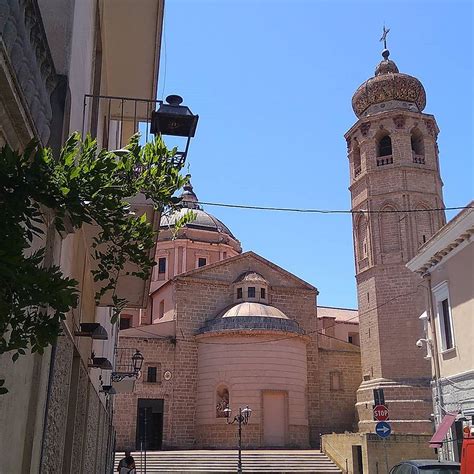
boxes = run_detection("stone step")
[115,451,342,473]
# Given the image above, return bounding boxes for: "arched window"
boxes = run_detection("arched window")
[216,386,229,418]
[411,129,425,164]
[411,129,424,155]
[158,300,165,319]
[357,215,368,261]
[352,143,361,178]
[378,135,392,157]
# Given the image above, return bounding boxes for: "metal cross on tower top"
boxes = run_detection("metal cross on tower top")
[380,25,390,49]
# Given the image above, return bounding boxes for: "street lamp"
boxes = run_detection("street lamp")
[132,349,144,375]
[111,348,144,383]
[224,405,252,473]
[151,94,199,165]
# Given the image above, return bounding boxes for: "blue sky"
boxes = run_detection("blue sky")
[158,0,473,308]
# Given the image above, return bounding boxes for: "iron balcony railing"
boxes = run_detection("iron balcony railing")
[82,94,163,150]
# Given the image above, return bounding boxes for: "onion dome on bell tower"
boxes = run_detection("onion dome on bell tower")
[351,48,426,118]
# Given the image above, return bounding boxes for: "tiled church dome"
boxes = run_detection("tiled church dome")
[197,302,304,335]
[352,49,426,118]
[159,180,240,249]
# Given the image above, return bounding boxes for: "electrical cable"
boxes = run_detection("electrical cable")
[196,201,472,215]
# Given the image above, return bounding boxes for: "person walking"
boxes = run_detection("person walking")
[117,450,136,474]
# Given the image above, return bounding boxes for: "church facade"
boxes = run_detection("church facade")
[114,185,361,450]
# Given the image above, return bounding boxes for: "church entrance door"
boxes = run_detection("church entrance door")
[262,391,287,447]
[136,398,164,450]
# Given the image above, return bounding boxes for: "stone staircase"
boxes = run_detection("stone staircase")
[115,450,341,473]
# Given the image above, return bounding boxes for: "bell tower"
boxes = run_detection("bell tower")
[346,43,446,434]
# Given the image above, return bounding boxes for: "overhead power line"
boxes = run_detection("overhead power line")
[196,201,472,215]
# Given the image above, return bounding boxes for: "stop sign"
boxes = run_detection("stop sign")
[373,404,389,421]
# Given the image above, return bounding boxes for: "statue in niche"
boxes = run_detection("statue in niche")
[216,386,229,418]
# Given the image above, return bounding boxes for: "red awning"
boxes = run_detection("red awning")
[429,412,458,448]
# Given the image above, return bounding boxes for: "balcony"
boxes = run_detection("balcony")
[82,94,163,150]
[376,156,393,167]
[412,153,426,164]
[81,95,165,309]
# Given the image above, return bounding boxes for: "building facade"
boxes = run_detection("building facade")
[115,185,362,450]
[407,203,474,461]
[0,1,164,472]
[346,45,446,434]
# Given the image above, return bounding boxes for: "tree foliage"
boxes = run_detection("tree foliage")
[0,133,191,367]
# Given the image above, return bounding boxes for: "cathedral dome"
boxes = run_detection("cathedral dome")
[159,181,240,249]
[222,302,288,319]
[161,207,236,239]
[197,302,304,335]
[352,49,426,118]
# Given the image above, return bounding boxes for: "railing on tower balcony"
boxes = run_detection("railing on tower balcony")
[376,156,393,167]
[412,152,426,164]
[81,94,160,149]
[354,166,362,178]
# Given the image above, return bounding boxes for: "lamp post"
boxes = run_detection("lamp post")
[224,406,252,474]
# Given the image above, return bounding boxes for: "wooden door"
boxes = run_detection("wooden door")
[263,392,286,447]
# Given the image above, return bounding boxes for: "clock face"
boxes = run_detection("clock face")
[163,370,172,381]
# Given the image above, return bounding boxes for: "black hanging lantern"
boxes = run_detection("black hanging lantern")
[151,95,198,137]
[151,95,199,163]
[131,349,144,374]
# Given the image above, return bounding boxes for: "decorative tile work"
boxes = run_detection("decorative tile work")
[352,72,426,118]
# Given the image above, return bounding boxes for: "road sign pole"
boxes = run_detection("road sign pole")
[383,438,389,473]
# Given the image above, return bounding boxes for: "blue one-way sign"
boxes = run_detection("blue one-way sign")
[375,421,392,438]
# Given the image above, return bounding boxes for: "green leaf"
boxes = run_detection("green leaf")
[0,131,188,387]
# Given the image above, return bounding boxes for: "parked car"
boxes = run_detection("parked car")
[389,460,460,474]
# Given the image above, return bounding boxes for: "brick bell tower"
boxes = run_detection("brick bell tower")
[345,42,446,434]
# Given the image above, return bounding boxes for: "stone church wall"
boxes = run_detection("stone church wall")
[317,335,362,436]
[114,336,176,450]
